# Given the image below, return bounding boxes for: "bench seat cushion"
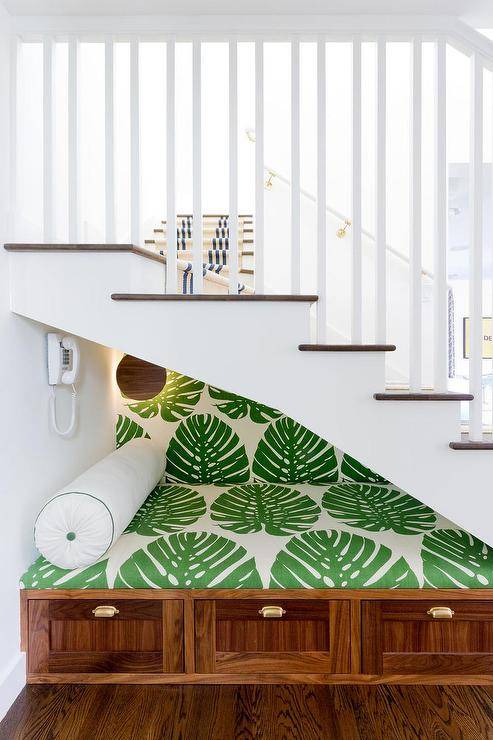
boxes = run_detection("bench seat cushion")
[20,483,493,590]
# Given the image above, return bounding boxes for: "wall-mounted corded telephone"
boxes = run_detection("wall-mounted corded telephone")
[47,333,80,437]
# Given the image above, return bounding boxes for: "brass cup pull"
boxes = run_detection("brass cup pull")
[427,606,455,619]
[258,606,286,619]
[92,605,120,618]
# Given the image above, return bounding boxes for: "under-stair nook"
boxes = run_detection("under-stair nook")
[4,8,493,721]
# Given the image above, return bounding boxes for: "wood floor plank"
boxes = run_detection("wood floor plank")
[3,685,493,739]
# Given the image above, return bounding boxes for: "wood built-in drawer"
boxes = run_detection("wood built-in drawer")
[195,599,351,674]
[362,600,493,675]
[28,600,184,674]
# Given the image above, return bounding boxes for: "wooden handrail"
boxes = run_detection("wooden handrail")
[4,243,165,265]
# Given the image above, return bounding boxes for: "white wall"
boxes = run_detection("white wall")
[0,5,115,718]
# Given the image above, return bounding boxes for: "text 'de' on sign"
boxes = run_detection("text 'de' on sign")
[463,317,493,359]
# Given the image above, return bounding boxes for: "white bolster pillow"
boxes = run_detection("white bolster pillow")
[34,439,164,570]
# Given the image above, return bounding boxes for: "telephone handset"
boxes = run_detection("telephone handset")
[47,333,80,385]
[47,333,80,437]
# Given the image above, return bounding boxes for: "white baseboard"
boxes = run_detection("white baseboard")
[0,652,25,722]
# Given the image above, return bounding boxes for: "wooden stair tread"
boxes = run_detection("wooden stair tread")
[449,440,493,450]
[111,293,318,302]
[299,344,396,352]
[374,392,474,401]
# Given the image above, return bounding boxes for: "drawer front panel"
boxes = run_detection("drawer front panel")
[196,599,350,674]
[363,600,493,675]
[28,600,184,675]
[50,619,162,652]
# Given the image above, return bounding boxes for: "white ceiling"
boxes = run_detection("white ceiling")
[2,0,493,25]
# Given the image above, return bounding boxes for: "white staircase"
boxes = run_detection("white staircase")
[5,244,493,547]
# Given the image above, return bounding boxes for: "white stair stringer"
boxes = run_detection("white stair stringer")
[7,248,493,547]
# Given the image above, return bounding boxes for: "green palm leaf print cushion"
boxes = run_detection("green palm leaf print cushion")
[125,485,206,535]
[21,557,108,589]
[116,414,150,449]
[422,529,493,588]
[166,414,250,484]
[208,386,283,423]
[115,532,262,588]
[340,453,388,483]
[322,483,436,535]
[127,371,204,422]
[210,484,320,535]
[270,530,418,588]
[253,417,338,483]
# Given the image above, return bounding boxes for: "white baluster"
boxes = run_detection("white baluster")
[255,40,264,294]
[192,39,203,294]
[375,38,387,345]
[469,53,484,441]
[229,40,239,295]
[9,36,18,242]
[317,39,327,342]
[352,37,362,343]
[166,39,177,293]
[105,39,115,244]
[43,39,55,243]
[130,40,140,246]
[68,39,79,243]
[434,38,448,391]
[409,37,422,391]
[291,38,301,295]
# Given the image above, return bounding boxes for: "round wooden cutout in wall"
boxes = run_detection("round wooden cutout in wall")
[116,355,167,401]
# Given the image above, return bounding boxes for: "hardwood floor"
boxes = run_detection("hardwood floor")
[2,684,493,739]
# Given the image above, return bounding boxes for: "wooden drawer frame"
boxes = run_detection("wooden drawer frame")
[195,599,351,674]
[21,588,493,685]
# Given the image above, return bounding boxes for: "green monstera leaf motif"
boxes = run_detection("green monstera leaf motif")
[322,483,436,535]
[116,414,150,449]
[21,557,108,589]
[253,417,338,483]
[422,529,493,588]
[270,529,418,588]
[210,484,320,536]
[208,385,282,424]
[115,531,262,588]
[340,454,388,484]
[125,485,206,536]
[166,414,250,484]
[127,371,204,422]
